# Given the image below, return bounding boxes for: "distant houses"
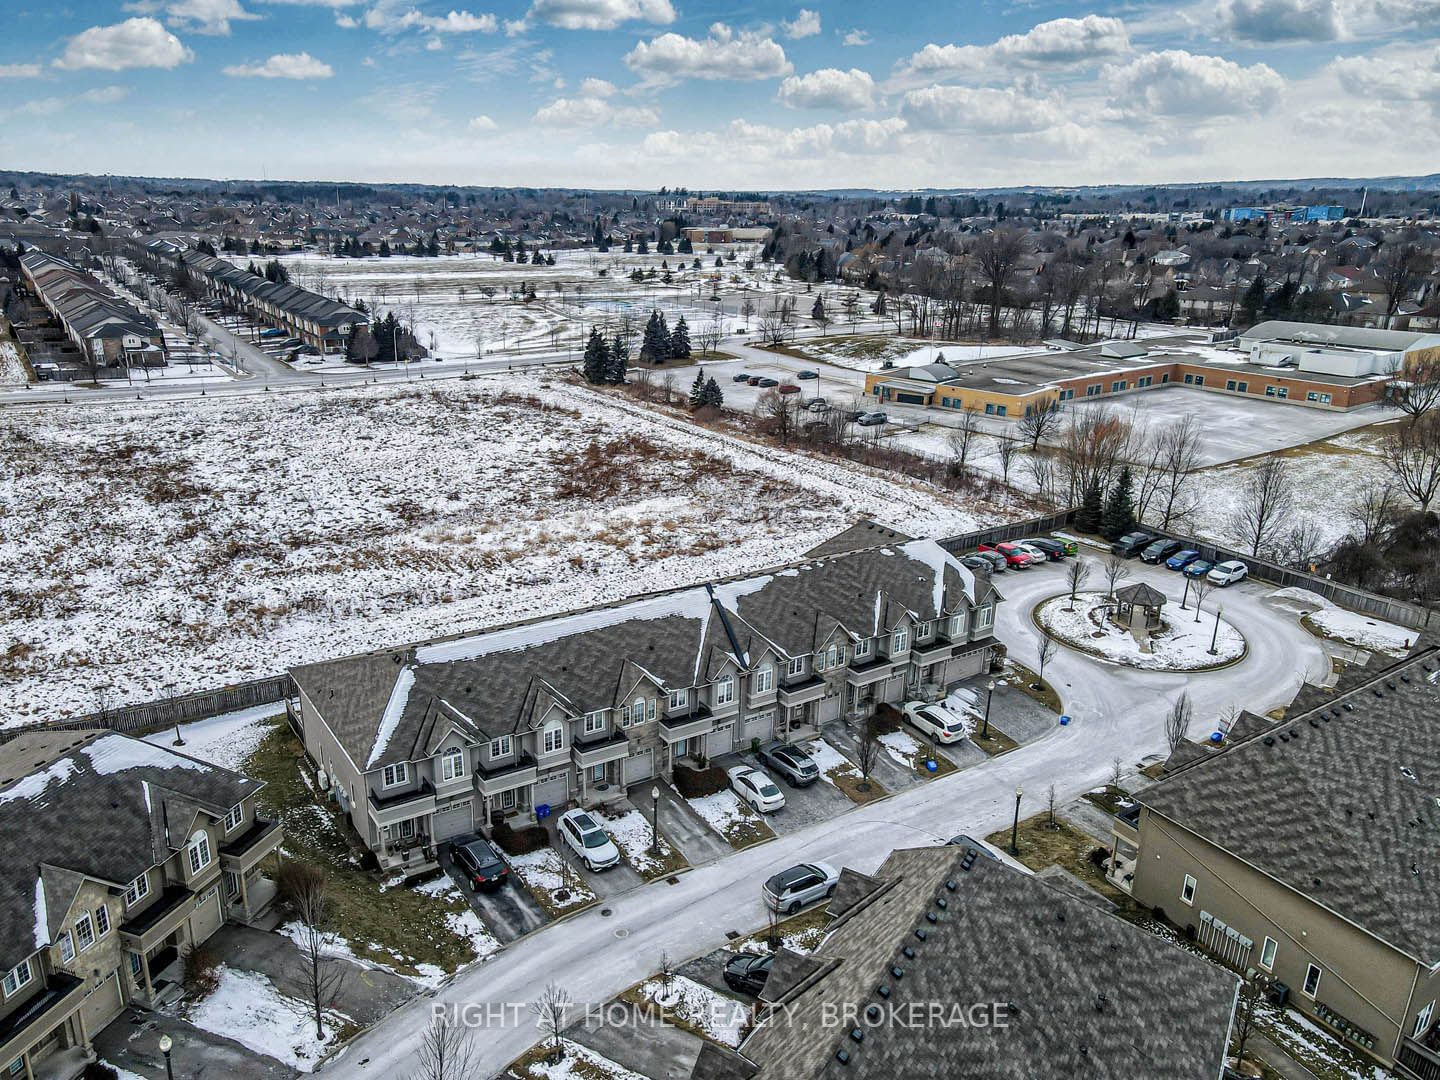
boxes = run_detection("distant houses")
[19,251,165,372]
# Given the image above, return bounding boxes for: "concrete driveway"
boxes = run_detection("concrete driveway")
[948,677,1061,746]
[638,781,733,867]
[711,748,853,837]
[95,1009,298,1080]
[821,718,924,794]
[567,998,709,1080]
[544,817,647,900]
[439,838,550,944]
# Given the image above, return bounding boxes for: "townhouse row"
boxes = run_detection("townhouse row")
[19,252,165,370]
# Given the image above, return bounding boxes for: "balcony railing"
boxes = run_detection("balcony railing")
[1398,1036,1440,1080]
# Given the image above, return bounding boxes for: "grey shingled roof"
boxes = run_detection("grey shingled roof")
[0,730,261,971]
[1140,648,1440,964]
[733,846,1236,1080]
[804,521,913,559]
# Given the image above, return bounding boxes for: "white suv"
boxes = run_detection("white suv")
[901,701,970,744]
[557,809,621,871]
[1207,559,1249,587]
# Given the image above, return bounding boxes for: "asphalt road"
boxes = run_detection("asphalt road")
[319,558,1327,1079]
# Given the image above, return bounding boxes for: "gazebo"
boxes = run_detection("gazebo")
[1113,582,1166,633]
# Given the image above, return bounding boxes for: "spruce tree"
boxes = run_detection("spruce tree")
[582,328,610,384]
[1239,273,1266,325]
[669,316,691,359]
[1076,479,1104,534]
[811,296,825,320]
[1101,467,1138,541]
[701,376,724,409]
[641,311,671,363]
[687,370,706,408]
[606,335,629,383]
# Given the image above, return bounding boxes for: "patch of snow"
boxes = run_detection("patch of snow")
[99,1064,148,1080]
[686,789,759,840]
[0,757,80,806]
[367,666,417,768]
[1306,604,1414,656]
[186,965,349,1072]
[1036,592,1245,671]
[510,849,597,911]
[878,730,926,768]
[511,1038,648,1080]
[445,906,501,961]
[33,877,48,948]
[593,807,679,876]
[800,738,858,785]
[636,974,749,1047]
[0,341,27,386]
[83,734,210,777]
[143,704,281,772]
[1265,587,1329,615]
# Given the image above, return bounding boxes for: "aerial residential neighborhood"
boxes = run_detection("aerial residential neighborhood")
[4,2,1440,1080]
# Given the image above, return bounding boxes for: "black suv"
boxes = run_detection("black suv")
[723,953,774,995]
[1110,531,1154,558]
[451,837,510,892]
[1140,538,1182,564]
[1022,537,1066,561]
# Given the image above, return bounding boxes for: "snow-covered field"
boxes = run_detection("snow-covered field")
[1305,603,1416,656]
[634,974,749,1047]
[1036,592,1246,670]
[0,340,27,385]
[686,789,769,844]
[186,965,349,1072]
[141,705,282,772]
[0,371,1011,721]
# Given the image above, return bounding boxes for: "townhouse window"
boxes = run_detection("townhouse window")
[500,789,517,811]
[892,627,908,653]
[94,905,111,938]
[224,803,244,833]
[648,698,657,722]
[59,931,76,964]
[753,666,773,693]
[1194,375,1205,386]
[714,675,735,706]
[542,721,565,753]
[440,747,466,783]
[786,657,805,678]
[1416,1001,1436,1038]
[75,913,96,953]
[1259,936,1276,971]
[976,605,993,630]
[124,873,150,908]
[948,612,968,636]
[1138,376,1152,388]
[667,690,688,711]
[187,831,213,876]
[917,620,933,640]
[584,710,606,734]
[1276,387,1287,398]
[1302,964,1322,997]
[1180,874,1196,905]
[854,638,871,659]
[398,819,416,840]
[489,736,512,759]
[381,762,408,788]
[1058,388,1075,401]
[3,958,33,999]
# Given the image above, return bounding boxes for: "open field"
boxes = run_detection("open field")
[0,371,1018,721]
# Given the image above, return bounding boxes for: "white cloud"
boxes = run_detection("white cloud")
[335,12,358,24]
[1217,0,1345,43]
[17,85,130,116]
[503,17,528,34]
[533,93,658,128]
[898,15,1129,80]
[0,64,43,77]
[1103,50,1284,116]
[468,113,498,129]
[781,9,820,39]
[54,18,194,71]
[1330,46,1440,103]
[425,9,498,31]
[841,28,871,47]
[223,51,335,77]
[900,84,1064,134]
[527,0,674,31]
[579,76,616,96]
[777,67,876,110]
[125,0,259,35]
[625,23,792,85]
[643,116,905,162]
[362,4,497,33]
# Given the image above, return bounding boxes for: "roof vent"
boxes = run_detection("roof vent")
[1386,681,1397,690]
[1401,766,1417,782]
[915,928,928,940]
[876,985,891,999]
[1309,718,1320,728]
[835,1049,851,1065]
[1402,674,1412,684]
[1264,736,1275,746]
[925,911,938,924]
[849,1029,865,1044]
[890,965,904,979]
[1095,992,1108,1013]
[1343,703,1354,711]
[934,897,948,910]
[902,946,916,959]
[945,879,957,891]
[1374,688,1384,698]
[866,1004,882,1022]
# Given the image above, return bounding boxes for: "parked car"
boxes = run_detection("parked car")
[1141,538,1183,564]
[732,372,753,382]
[778,384,801,395]
[1166,549,1201,571]
[759,743,820,787]
[961,554,998,574]
[757,377,780,388]
[1183,558,1214,578]
[796,370,819,380]
[856,412,887,426]
[970,549,1009,573]
[805,398,829,413]
[978,541,1034,568]
[451,837,510,892]
[901,701,970,744]
[723,952,774,995]
[727,765,786,812]
[280,337,303,348]
[1110,531,1155,558]
[259,328,286,338]
[557,809,621,871]
[1208,559,1250,586]
[1013,541,1053,565]
[747,376,763,386]
[1022,537,1067,560]
[763,861,840,913]
[1050,536,1079,556]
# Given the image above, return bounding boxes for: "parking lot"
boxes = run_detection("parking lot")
[438,837,550,944]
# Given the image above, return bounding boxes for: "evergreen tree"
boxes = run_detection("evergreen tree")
[379,240,392,257]
[582,328,610,384]
[678,235,693,254]
[641,310,671,362]
[1239,273,1266,325]
[1101,467,1138,541]
[623,237,633,253]
[811,296,825,320]
[606,335,629,383]
[701,376,724,409]
[1076,479,1104,534]
[669,316,691,359]
[687,369,706,408]
[636,236,649,255]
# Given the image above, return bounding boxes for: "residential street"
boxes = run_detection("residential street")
[320,560,1329,1079]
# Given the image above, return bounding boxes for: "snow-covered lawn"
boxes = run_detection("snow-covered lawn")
[507,1038,647,1080]
[277,917,474,990]
[510,848,598,917]
[686,789,775,848]
[800,737,859,786]
[592,806,687,879]
[0,372,1009,722]
[633,974,749,1047]
[142,704,281,772]
[0,340,27,386]
[731,907,832,956]
[185,965,349,1072]
[1036,592,1246,670]
[878,729,928,769]
[1303,603,1416,656]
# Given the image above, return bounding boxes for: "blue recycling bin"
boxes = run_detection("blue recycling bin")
[1059,714,1071,726]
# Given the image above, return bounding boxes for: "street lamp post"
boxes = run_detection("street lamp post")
[158,1034,175,1080]
[1208,605,1224,656]
[1180,575,1192,611]
[981,679,996,740]
[650,785,661,857]
[1009,787,1023,856]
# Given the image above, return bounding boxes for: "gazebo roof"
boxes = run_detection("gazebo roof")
[1115,582,1167,607]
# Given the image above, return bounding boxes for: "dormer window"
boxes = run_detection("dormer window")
[917,620,933,640]
[382,762,408,788]
[187,830,213,876]
[223,803,244,833]
[976,604,993,630]
[892,627,909,653]
[948,612,968,636]
[667,689,688,710]
[542,720,565,753]
[753,666,773,693]
[786,656,805,678]
[489,735,512,759]
[584,710,606,734]
[440,747,466,782]
[854,638,871,659]
[714,674,735,706]
[124,873,150,908]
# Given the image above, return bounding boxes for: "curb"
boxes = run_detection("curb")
[1030,592,1249,674]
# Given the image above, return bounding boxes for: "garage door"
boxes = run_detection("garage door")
[819,690,843,723]
[532,770,569,811]
[706,724,733,758]
[623,748,653,784]
[431,797,474,842]
[80,972,123,1037]
[743,711,774,746]
[190,886,224,945]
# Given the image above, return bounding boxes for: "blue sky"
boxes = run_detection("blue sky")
[3,0,1439,189]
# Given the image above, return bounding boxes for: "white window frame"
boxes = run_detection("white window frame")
[124,873,150,909]
[489,735,513,759]
[381,762,409,789]
[2,958,33,999]
[1302,963,1322,998]
[1180,874,1197,905]
[1259,936,1276,972]
[853,637,871,659]
[499,789,517,811]
[94,905,111,938]
[584,710,606,734]
[976,604,994,630]
[949,612,968,636]
[187,831,213,876]
[75,913,96,953]
[223,802,244,834]
[892,627,909,653]
[440,747,466,783]
[542,720,565,753]
[714,675,735,706]
[667,689,687,711]
[753,666,773,693]
[397,818,417,840]
[1416,1001,1436,1038]
[786,656,805,678]
[916,620,933,640]
[58,931,76,964]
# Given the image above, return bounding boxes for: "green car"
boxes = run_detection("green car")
[1050,535,1078,556]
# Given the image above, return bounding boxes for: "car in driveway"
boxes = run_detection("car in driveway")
[723,952,774,995]
[796,370,819,380]
[1014,541,1053,565]
[901,701,970,744]
[1183,558,1214,578]
[763,861,840,913]
[728,765,786,812]
[451,837,510,892]
[758,742,820,787]
[1022,537,1067,560]
[970,550,1009,574]
[978,541,1034,568]
[557,809,622,871]
[1141,538,1183,564]
[757,377,780,388]
[1050,535,1079,556]
[1110,531,1155,558]
[1166,549,1201,571]
[1208,559,1250,586]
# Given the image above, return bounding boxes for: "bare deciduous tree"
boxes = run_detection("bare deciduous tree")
[992,435,1018,485]
[855,713,881,792]
[1101,553,1130,598]
[1034,633,1058,689]
[1390,351,1440,423]
[971,226,1029,339]
[412,1012,481,1080]
[1018,400,1063,451]
[1165,692,1193,754]
[946,407,984,476]
[1345,484,1399,544]
[755,388,802,445]
[1381,412,1440,510]
[1065,558,1092,610]
[1189,575,1215,623]
[278,861,345,1042]
[1227,455,1296,557]
[530,983,572,1064]
[1148,416,1204,530]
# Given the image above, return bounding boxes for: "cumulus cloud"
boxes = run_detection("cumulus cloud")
[578,76,616,96]
[1330,46,1440,102]
[841,28,871,47]
[0,64,43,77]
[468,113,498,129]
[1217,0,1345,42]
[625,23,792,85]
[533,93,658,127]
[124,0,259,35]
[362,5,498,33]
[1104,50,1284,116]
[781,9,820,39]
[898,15,1129,80]
[527,0,673,31]
[643,116,905,161]
[777,67,876,110]
[900,84,1063,134]
[223,50,334,77]
[54,18,194,70]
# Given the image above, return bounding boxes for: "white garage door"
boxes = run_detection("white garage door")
[706,724,733,758]
[190,886,224,945]
[623,748,653,784]
[431,798,474,841]
[532,771,569,811]
[80,972,123,1037]
[743,711,774,746]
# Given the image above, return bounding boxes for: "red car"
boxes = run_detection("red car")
[778,384,801,395]
[978,541,1034,568]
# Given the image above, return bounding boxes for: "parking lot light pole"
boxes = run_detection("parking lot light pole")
[1009,787,1023,856]
[1208,605,1224,656]
[650,785,661,856]
[982,679,996,740]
